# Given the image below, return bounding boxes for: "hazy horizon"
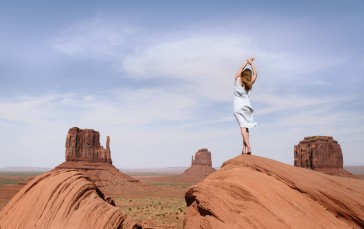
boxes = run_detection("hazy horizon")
[1,1,363,168]
[1,164,364,172]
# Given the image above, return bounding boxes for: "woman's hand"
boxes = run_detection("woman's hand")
[246,56,255,64]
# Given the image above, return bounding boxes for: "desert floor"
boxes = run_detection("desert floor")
[1,166,363,229]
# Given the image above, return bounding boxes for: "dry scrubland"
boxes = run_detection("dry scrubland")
[0,172,43,209]
[117,173,193,228]
[115,196,185,228]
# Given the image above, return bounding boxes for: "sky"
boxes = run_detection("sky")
[0,0,363,169]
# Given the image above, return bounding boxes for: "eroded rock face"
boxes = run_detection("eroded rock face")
[184,155,364,228]
[182,148,216,181]
[0,169,141,229]
[191,148,212,166]
[55,161,148,197]
[65,127,112,163]
[294,136,343,169]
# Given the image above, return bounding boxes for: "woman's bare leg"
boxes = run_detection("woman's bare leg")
[240,127,246,154]
[241,127,251,154]
[246,128,251,154]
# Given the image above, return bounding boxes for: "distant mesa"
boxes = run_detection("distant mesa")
[192,148,213,166]
[182,148,216,178]
[65,127,112,163]
[294,136,342,169]
[55,127,156,197]
[137,148,217,184]
[294,136,354,177]
[0,169,140,229]
[184,155,364,228]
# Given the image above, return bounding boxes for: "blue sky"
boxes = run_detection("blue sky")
[1,0,363,168]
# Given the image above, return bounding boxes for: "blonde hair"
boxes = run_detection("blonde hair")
[241,69,252,91]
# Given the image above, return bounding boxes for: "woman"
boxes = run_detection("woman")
[233,57,257,155]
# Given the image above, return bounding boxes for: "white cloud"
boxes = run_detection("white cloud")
[0,88,197,128]
[0,95,67,125]
[80,88,199,126]
[122,35,250,78]
[119,29,346,103]
[253,92,340,115]
[121,34,252,102]
[52,19,135,56]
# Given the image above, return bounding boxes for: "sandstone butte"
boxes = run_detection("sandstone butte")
[182,148,216,179]
[135,148,218,184]
[184,155,364,228]
[65,127,112,163]
[294,136,354,177]
[54,127,157,197]
[0,169,141,229]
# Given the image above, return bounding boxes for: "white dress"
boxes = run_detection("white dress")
[233,78,257,128]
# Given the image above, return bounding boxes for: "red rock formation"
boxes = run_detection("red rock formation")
[294,136,342,169]
[191,148,213,166]
[65,127,112,163]
[182,148,216,181]
[294,136,354,177]
[0,169,141,229]
[56,127,158,198]
[54,161,150,197]
[184,155,364,228]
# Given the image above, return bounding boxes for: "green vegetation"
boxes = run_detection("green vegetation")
[0,172,43,177]
[0,179,20,185]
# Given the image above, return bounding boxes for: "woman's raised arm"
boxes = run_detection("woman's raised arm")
[250,60,257,84]
[235,57,255,81]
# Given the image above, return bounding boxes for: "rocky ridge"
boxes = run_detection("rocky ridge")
[184,155,364,228]
[0,169,141,229]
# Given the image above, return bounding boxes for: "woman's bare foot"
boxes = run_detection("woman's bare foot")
[247,147,252,155]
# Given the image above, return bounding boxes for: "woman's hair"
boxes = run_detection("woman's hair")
[240,69,253,91]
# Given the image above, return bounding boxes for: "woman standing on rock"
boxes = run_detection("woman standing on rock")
[233,57,257,155]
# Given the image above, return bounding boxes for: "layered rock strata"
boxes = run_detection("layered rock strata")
[0,169,141,229]
[184,155,364,228]
[294,136,354,177]
[294,136,343,169]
